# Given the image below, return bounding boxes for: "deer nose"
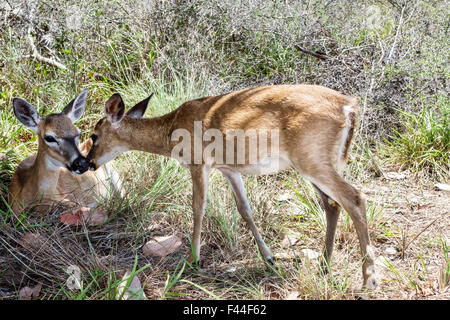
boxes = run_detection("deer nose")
[88,161,97,171]
[71,157,89,174]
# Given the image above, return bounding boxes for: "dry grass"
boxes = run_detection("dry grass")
[1,147,448,300]
[0,0,448,300]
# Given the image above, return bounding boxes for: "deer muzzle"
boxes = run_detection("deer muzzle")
[69,156,90,175]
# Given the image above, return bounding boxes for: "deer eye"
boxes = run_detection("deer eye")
[44,135,57,144]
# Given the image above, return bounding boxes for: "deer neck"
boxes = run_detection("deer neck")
[29,146,62,197]
[119,116,173,157]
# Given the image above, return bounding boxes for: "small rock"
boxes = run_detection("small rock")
[281,237,290,248]
[362,189,377,195]
[407,194,420,204]
[384,247,398,256]
[435,183,450,192]
[300,249,320,261]
[145,223,162,232]
[386,172,406,180]
[417,203,433,210]
[225,266,236,273]
[276,193,293,202]
[284,291,300,300]
[375,256,388,268]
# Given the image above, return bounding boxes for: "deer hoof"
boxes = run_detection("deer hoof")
[365,274,378,290]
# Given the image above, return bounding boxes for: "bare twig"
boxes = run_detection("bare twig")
[401,217,442,259]
[27,27,67,70]
[3,0,13,9]
[294,45,328,60]
[387,3,406,64]
[370,151,385,178]
[324,0,337,10]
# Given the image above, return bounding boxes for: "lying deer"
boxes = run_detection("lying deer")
[87,85,378,289]
[9,89,122,215]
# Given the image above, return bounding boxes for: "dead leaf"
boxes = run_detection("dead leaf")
[418,286,434,297]
[60,207,108,226]
[143,235,182,257]
[60,207,89,225]
[417,203,433,210]
[116,270,146,300]
[19,283,42,300]
[83,208,108,226]
[19,232,46,251]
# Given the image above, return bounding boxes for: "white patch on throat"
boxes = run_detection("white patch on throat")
[45,156,64,171]
[97,146,129,166]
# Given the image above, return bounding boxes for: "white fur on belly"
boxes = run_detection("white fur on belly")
[45,156,64,170]
[216,156,292,175]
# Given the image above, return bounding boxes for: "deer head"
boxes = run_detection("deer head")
[87,93,154,170]
[13,89,90,174]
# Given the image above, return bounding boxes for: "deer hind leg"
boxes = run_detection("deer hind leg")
[218,167,274,264]
[189,165,210,265]
[312,184,341,273]
[295,165,378,289]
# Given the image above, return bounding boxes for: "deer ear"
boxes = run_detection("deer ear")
[62,89,88,123]
[13,98,41,133]
[126,93,154,119]
[105,93,125,124]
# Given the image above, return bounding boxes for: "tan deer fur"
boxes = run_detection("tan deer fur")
[9,91,122,215]
[88,84,378,289]
[9,139,121,214]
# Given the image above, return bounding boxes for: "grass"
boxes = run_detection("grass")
[439,236,449,291]
[1,83,449,300]
[383,96,449,181]
[0,71,448,300]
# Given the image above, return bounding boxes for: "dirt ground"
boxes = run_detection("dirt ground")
[355,173,449,300]
[0,165,448,300]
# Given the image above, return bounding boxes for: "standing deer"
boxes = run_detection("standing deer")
[87,85,378,289]
[9,89,122,215]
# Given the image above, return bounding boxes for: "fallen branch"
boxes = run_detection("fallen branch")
[241,25,330,61]
[294,44,328,60]
[387,3,406,64]
[27,27,67,70]
[401,216,442,259]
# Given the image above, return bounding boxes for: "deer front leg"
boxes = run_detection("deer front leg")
[189,165,210,265]
[218,167,274,264]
